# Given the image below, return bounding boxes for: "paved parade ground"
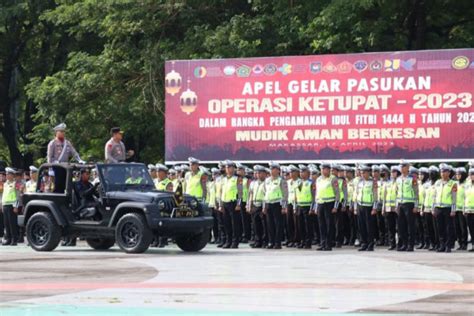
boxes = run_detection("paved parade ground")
[0,244,473,315]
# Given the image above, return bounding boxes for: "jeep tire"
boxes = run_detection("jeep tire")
[26,212,62,251]
[176,229,210,252]
[115,213,152,254]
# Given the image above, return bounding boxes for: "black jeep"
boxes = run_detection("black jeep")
[18,163,213,253]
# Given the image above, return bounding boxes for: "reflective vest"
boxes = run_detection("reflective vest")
[346,179,355,203]
[338,178,345,201]
[423,182,435,212]
[2,180,18,205]
[126,177,143,184]
[242,178,249,202]
[221,176,238,203]
[456,181,465,211]
[215,176,223,204]
[207,181,216,208]
[185,171,204,198]
[384,180,397,207]
[265,177,283,203]
[296,179,312,206]
[356,179,375,207]
[250,180,265,207]
[156,178,171,191]
[287,178,299,204]
[378,180,385,203]
[434,179,456,208]
[418,183,425,206]
[464,181,474,212]
[316,176,336,203]
[397,176,416,203]
[25,180,36,193]
[352,177,360,203]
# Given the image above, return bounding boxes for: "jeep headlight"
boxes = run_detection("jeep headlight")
[157,199,166,211]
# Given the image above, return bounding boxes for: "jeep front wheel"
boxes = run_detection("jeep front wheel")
[26,212,62,252]
[176,229,210,252]
[86,238,115,250]
[115,213,152,254]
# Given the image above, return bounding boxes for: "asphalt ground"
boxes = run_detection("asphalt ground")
[0,242,473,315]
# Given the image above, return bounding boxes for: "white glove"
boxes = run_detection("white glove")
[78,159,86,164]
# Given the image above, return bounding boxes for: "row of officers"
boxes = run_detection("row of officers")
[151,158,474,252]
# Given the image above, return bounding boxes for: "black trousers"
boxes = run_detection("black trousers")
[251,206,266,244]
[336,204,351,244]
[454,211,468,247]
[349,211,358,244]
[376,209,386,243]
[435,207,455,250]
[466,213,474,246]
[423,212,438,246]
[266,202,283,246]
[313,212,321,243]
[397,203,416,248]
[286,204,297,243]
[3,205,19,242]
[317,202,335,248]
[0,210,4,238]
[217,209,226,244]
[358,205,375,247]
[223,202,242,245]
[414,212,425,245]
[298,206,313,246]
[240,202,251,240]
[293,204,302,244]
[385,211,397,247]
[210,208,219,241]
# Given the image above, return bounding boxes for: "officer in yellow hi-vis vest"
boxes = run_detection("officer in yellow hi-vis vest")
[168,168,179,192]
[208,168,220,244]
[185,157,207,202]
[2,168,20,245]
[355,165,378,251]
[236,163,251,243]
[422,165,440,251]
[454,167,468,250]
[344,166,357,246]
[286,165,300,248]
[313,162,340,251]
[295,165,315,249]
[309,166,321,245]
[219,160,243,249]
[264,162,288,249]
[155,164,173,191]
[331,164,347,248]
[433,164,457,253]
[25,166,38,193]
[383,165,400,250]
[464,168,474,252]
[395,160,419,252]
[247,165,268,248]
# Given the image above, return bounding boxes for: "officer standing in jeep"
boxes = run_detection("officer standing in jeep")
[105,127,134,163]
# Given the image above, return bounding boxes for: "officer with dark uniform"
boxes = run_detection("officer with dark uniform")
[345,166,358,246]
[236,163,251,243]
[332,164,347,248]
[105,127,134,163]
[313,162,340,251]
[395,161,419,252]
[264,162,288,249]
[310,166,321,245]
[286,165,300,247]
[355,165,378,251]
[219,160,243,249]
[208,168,220,244]
[383,165,400,250]
[247,165,267,248]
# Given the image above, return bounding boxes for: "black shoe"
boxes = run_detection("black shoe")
[445,248,451,253]
[388,245,396,251]
[297,243,304,249]
[429,245,438,251]
[323,247,332,251]
[209,240,216,244]
[358,245,367,251]
[316,246,326,251]
[274,244,282,249]
[406,246,414,252]
[217,243,225,248]
[286,242,294,248]
[241,238,249,244]
[416,244,425,249]
[437,247,446,252]
[343,240,349,246]
[469,248,474,252]
[231,243,239,249]
[10,241,17,246]
[304,244,312,249]
[397,246,407,252]
[2,240,12,246]
[223,243,231,249]
[460,244,467,251]
[335,242,342,248]
[253,242,262,248]
[367,246,374,251]
[423,243,430,250]
[266,244,274,249]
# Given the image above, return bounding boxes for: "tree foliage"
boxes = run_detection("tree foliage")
[0,0,472,167]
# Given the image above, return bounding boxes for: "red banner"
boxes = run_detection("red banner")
[165,49,474,163]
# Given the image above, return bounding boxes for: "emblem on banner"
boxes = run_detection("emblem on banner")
[278,63,292,75]
[384,59,400,72]
[353,60,368,73]
[401,58,416,70]
[309,62,322,74]
[252,64,264,75]
[237,65,251,77]
[370,60,383,71]
[323,62,337,73]
[223,65,236,76]
[337,61,352,73]
[193,66,207,78]
[264,64,278,75]
[452,56,470,70]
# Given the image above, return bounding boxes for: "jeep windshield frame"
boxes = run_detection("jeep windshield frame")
[97,163,156,192]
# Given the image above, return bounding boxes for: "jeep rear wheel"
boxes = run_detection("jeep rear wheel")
[86,238,115,250]
[176,229,210,252]
[26,212,61,252]
[115,213,152,254]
